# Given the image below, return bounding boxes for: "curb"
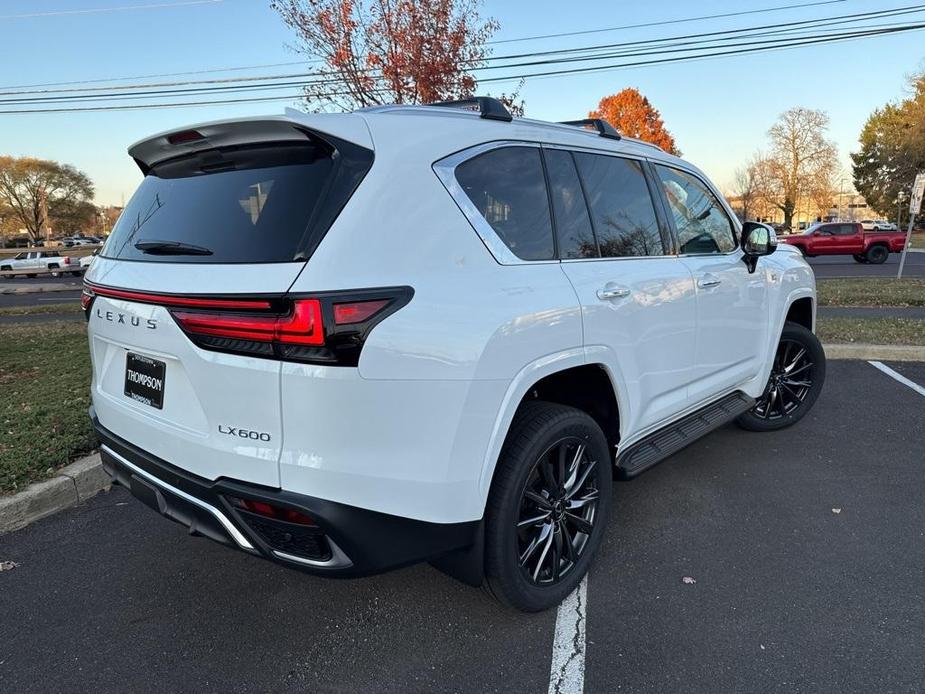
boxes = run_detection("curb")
[0,284,82,295]
[0,452,109,535]
[823,343,925,361]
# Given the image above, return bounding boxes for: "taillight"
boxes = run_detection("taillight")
[81,286,95,320]
[171,298,323,346]
[333,299,389,325]
[84,282,412,366]
[64,257,71,265]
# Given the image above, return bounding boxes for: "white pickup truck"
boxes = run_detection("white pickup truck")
[0,251,81,278]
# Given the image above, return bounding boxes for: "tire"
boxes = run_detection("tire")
[484,401,612,612]
[865,245,888,264]
[736,322,826,432]
[852,254,867,263]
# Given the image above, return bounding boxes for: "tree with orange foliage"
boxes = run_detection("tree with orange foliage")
[590,88,680,155]
[271,0,521,112]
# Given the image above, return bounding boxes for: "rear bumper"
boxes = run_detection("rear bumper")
[92,410,481,578]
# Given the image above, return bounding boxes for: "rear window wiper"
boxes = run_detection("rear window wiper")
[134,239,213,256]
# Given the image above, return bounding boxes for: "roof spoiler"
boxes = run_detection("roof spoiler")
[558,118,622,140]
[128,111,373,174]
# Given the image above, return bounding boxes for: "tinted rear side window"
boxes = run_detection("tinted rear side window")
[544,149,597,259]
[102,140,371,264]
[573,153,664,257]
[454,147,555,261]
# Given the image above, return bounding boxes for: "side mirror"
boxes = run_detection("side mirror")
[741,222,777,273]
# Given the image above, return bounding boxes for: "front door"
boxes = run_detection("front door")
[652,164,769,404]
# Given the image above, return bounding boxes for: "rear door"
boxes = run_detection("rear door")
[550,147,697,434]
[86,126,373,487]
[651,164,768,402]
[833,223,861,253]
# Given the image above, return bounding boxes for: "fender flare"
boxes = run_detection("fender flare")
[745,286,816,397]
[475,347,627,499]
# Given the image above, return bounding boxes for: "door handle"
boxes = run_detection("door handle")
[597,285,631,300]
[697,275,722,288]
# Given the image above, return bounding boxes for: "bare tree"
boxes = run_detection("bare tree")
[0,157,94,242]
[760,108,839,229]
[730,154,763,222]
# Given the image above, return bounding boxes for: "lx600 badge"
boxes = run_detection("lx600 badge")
[218,425,271,442]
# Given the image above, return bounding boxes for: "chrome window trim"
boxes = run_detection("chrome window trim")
[100,444,255,551]
[541,141,647,162]
[433,140,558,266]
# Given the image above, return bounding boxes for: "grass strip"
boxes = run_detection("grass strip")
[816,316,925,346]
[0,321,95,494]
[816,278,925,308]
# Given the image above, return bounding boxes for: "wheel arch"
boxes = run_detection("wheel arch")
[785,296,814,332]
[477,352,624,501]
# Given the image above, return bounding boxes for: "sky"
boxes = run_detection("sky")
[1,0,923,206]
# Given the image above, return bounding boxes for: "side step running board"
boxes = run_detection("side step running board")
[616,391,755,479]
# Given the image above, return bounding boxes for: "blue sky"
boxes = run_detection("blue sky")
[1,0,923,205]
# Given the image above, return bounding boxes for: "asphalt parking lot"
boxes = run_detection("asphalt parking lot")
[1,360,923,693]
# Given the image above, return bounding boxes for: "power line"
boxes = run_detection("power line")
[4,2,922,101]
[478,22,925,84]
[0,0,223,21]
[3,21,922,114]
[0,0,855,90]
[0,22,914,106]
[491,0,849,44]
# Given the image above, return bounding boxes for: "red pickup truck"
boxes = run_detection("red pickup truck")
[780,222,907,264]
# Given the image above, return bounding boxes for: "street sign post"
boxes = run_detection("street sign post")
[897,172,925,279]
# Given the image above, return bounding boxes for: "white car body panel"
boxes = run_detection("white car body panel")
[86,105,817,529]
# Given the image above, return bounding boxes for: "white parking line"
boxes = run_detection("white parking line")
[548,574,587,694]
[869,361,925,398]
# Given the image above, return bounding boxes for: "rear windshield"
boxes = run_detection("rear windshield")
[102,139,371,264]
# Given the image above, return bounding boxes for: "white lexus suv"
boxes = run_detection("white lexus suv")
[84,97,825,611]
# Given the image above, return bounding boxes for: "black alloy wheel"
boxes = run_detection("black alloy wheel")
[516,437,600,586]
[485,401,612,611]
[752,338,814,421]
[736,321,826,432]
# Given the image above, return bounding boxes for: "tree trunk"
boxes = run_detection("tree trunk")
[782,199,796,229]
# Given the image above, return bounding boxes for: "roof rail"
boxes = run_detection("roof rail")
[558,118,622,140]
[429,96,513,122]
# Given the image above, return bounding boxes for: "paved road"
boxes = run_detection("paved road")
[809,251,925,278]
[0,288,82,308]
[2,361,924,693]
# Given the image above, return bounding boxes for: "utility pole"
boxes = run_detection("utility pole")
[839,178,846,221]
[896,191,907,229]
